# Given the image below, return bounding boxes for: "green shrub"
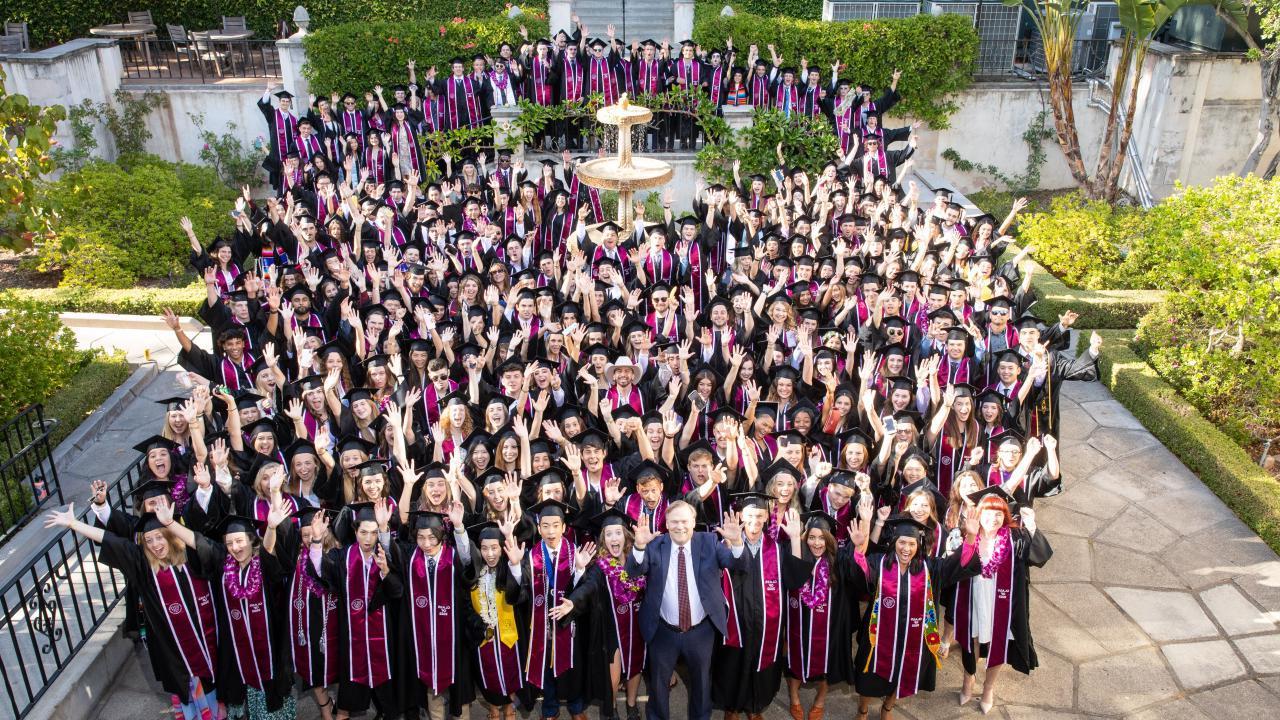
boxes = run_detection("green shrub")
[8,0,543,49]
[42,352,133,450]
[0,294,83,421]
[4,286,206,317]
[695,109,838,185]
[1095,331,1280,554]
[1016,193,1134,290]
[33,157,236,288]
[303,10,549,95]
[692,12,979,127]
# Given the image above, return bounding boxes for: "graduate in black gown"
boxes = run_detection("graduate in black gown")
[308,499,404,719]
[848,514,981,720]
[390,505,479,719]
[466,517,530,720]
[273,505,340,720]
[46,507,220,717]
[563,508,648,720]
[712,492,786,720]
[158,484,297,718]
[779,508,859,720]
[952,486,1052,714]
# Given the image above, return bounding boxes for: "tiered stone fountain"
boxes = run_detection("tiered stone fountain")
[574,95,673,233]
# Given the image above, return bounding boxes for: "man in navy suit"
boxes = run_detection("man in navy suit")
[626,500,747,720]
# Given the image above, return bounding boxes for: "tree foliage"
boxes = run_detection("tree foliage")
[694,110,837,186]
[0,293,82,421]
[0,67,65,252]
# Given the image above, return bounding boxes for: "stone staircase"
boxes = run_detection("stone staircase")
[570,0,678,46]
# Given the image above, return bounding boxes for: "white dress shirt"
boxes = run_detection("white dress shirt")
[633,537,744,628]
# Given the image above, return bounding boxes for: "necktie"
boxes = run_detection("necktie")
[428,556,436,575]
[677,545,691,631]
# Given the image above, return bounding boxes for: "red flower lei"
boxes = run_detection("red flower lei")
[981,527,1011,578]
[597,555,646,604]
[798,556,829,608]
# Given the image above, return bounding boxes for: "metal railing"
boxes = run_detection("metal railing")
[119,37,281,83]
[0,455,146,720]
[1007,37,1113,79]
[0,406,61,546]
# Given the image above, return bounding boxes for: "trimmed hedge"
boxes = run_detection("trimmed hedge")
[1006,244,1164,330]
[7,0,539,49]
[692,11,979,127]
[6,287,206,317]
[43,352,132,451]
[1094,330,1280,555]
[303,11,550,95]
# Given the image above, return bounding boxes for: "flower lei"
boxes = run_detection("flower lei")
[295,556,325,598]
[597,555,646,604]
[981,527,1012,579]
[224,553,263,600]
[169,475,190,513]
[798,556,829,609]
[477,569,500,628]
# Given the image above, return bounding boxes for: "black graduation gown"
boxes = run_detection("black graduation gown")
[780,548,856,685]
[389,539,479,716]
[270,521,340,690]
[848,548,981,698]
[951,528,1052,675]
[467,562,531,707]
[188,529,295,712]
[712,539,786,713]
[1027,349,1099,438]
[97,533,218,704]
[308,543,404,693]
[515,542,586,699]
[565,561,646,711]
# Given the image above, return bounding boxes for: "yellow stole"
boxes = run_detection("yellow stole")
[471,576,518,648]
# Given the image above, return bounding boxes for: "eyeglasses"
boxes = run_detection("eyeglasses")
[989,308,1010,316]
[430,373,450,381]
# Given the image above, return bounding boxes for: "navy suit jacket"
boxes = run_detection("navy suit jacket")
[626,532,747,642]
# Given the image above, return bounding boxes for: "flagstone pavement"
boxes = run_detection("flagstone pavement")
[88,379,1280,719]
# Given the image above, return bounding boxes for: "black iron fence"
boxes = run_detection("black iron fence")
[119,37,281,83]
[0,406,61,545]
[0,455,146,720]
[1006,37,1113,79]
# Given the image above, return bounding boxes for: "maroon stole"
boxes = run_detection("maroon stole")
[646,312,679,342]
[274,108,296,159]
[342,110,366,144]
[290,556,339,687]
[363,147,386,184]
[388,120,421,173]
[298,133,322,163]
[803,84,823,116]
[222,559,274,689]
[677,59,701,92]
[934,430,968,498]
[721,537,784,670]
[786,557,831,681]
[448,76,481,129]
[688,241,706,310]
[937,356,973,387]
[345,546,392,687]
[408,545,456,693]
[643,250,675,286]
[953,532,1014,667]
[862,143,889,178]
[986,465,1013,489]
[532,57,553,104]
[638,59,661,95]
[589,57,617,104]
[423,380,457,425]
[774,83,800,115]
[213,265,239,299]
[591,243,629,276]
[864,556,933,699]
[603,564,646,678]
[562,58,583,101]
[153,565,217,680]
[253,495,299,534]
[819,486,853,544]
[751,74,771,109]
[624,494,667,533]
[476,581,523,695]
[709,65,725,106]
[751,435,777,466]
[220,353,254,391]
[581,463,614,499]
[605,385,644,415]
[526,540,576,689]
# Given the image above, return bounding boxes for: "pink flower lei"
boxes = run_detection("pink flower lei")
[224,553,264,600]
[295,556,325,598]
[981,526,1012,578]
[798,556,829,608]
[597,555,646,604]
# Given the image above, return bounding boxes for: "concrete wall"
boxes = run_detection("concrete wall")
[0,38,123,158]
[136,83,268,165]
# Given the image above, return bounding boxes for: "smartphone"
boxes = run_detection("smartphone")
[883,416,898,435]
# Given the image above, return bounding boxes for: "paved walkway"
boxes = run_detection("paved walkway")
[82,377,1280,718]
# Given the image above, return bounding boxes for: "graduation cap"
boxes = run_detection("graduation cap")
[892,410,926,433]
[214,514,260,538]
[243,418,280,440]
[632,459,671,486]
[132,512,168,535]
[786,398,820,422]
[760,458,803,487]
[133,435,180,455]
[130,478,177,502]
[591,506,635,532]
[336,435,378,456]
[901,478,947,511]
[771,365,801,383]
[753,401,780,418]
[406,510,448,534]
[284,438,319,465]
[967,484,1016,506]
[927,307,961,324]
[572,426,610,450]
[885,515,930,541]
[731,491,774,512]
[835,427,874,454]
[803,510,837,533]
[770,428,805,448]
[155,396,189,412]
[990,428,1026,450]
[710,405,745,426]
[678,439,722,467]
[274,90,294,99]
[1014,312,1044,331]
[530,498,573,522]
[994,349,1025,368]
[235,392,266,411]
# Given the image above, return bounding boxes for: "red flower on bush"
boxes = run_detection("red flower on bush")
[863,23,872,30]
[439,25,448,36]
[387,36,400,44]
[462,42,476,49]
[452,16,466,24]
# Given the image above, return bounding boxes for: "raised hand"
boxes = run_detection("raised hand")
[1020,507,1037,534]
[633,519,656,550]
[782,508,802,539]
[717,509,744,546]
[374,544,390,577]
[504,535,526,566]
[44,502,77,529]
[574,541,597,571]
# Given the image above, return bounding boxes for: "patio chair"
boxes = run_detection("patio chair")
[221,16,249,33]
[0,33,23,53]
[188,30,227,78]
[128,10,157,40]
[4,21,29,51]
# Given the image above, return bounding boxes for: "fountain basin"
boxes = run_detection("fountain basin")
[575,156,672,191]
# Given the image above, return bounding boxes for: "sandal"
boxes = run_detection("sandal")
[938,640,951,658]
[789,704,804,720]
[807,705,825,720]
